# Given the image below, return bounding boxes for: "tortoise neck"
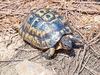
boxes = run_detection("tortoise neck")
[55,40,62,50]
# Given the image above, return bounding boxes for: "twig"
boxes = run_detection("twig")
[0,5,8,9]
[90,45,100,56]
[28,54,41,61]
[0,56,42,63]
[75,44,87,75]
[51,1,100,4]
[73,1,100,4]
[88,32,100,45]
[71,48,81,75]
[79,54,90,73]
[0,59,23,62]
[16,48,38,51]
[67,8,100,14]
[84,65,100,75]
[89,39,100,46]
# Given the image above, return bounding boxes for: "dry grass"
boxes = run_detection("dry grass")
[0,0,100,75]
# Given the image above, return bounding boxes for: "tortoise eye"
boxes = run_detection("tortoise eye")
[64,44,67,46]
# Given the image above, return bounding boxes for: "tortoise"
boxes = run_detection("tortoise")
[19,8,81,59]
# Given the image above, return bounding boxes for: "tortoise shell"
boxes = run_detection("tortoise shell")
[19,8,72,49]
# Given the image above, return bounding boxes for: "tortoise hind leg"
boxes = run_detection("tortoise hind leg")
[42,47,55,59]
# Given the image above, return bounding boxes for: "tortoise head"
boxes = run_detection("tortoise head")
[61,35,82,50]
[61,36,72,50]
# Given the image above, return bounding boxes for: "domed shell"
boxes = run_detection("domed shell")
[19,8,72,49]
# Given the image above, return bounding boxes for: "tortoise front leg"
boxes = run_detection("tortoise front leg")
[42,47,55,59]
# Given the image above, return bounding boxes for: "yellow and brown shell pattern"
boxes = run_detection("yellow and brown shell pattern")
[19,8,72,49]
